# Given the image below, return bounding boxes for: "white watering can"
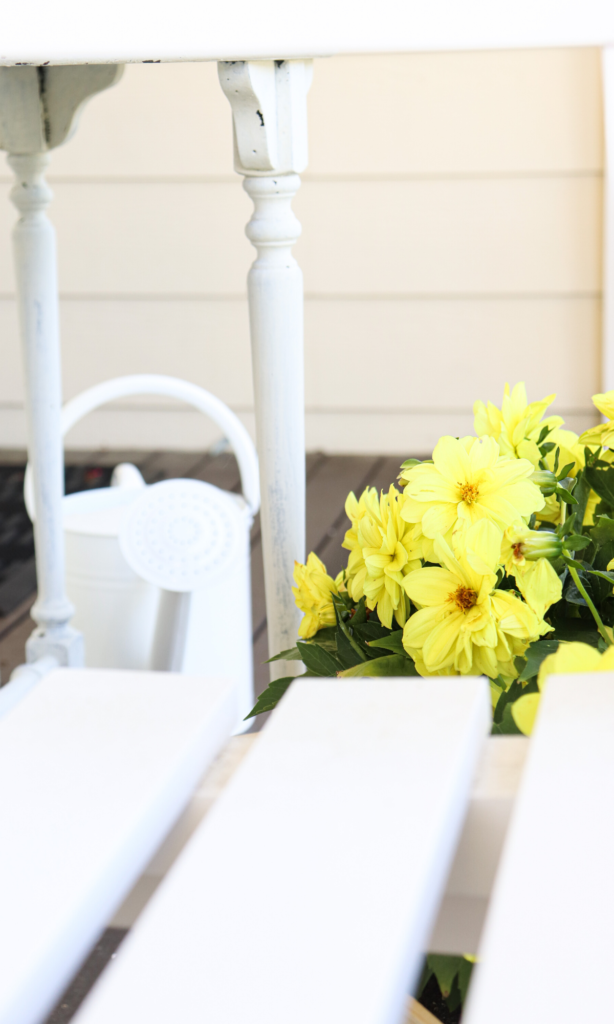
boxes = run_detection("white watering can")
[24,375,260,730]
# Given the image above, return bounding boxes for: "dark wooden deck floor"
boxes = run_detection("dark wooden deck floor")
[0,450,404,710]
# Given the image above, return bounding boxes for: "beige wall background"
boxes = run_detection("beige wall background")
[0,49,604,453]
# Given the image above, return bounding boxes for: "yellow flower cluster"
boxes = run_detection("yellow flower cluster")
[291,381,613,691]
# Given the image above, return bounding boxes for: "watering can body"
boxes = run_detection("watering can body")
[25,375,260,730]
[63,482,254,713]
[63,483,160,671]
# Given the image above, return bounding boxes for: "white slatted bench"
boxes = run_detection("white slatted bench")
[0,667,236,1024]
[71,677,491,1024]
[2,669,610,1024]
[465,674,614,1023]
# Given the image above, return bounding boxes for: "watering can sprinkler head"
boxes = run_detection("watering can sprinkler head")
[119,478,247,673]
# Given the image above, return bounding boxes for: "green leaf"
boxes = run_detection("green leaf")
[335,627,365,670]
[244,675,297,719]
[416,961,434,1001]
[557,510,577,538]
[498,702,522,734]
[561,534,591,551]
[549,620,601,646]
[368,632,407,655]
[516,639,560,682]
[338,654,418,677]
[557,462,575,482]
[586,568,614,586]
[556,485,577,505]
[590,515,614,545]
[400,458,421,470]
[426,955,466,1001]
[296,641,340,677]
[349,597,368,626]
[537,424,551,446]
[266,646,302,664]
[585,460,614,506]
[353,621,391,643]
[457,959,474,1003]
[572,471,592,533]
[563,554,586,571]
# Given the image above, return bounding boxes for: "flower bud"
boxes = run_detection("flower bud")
[530,470,557,496]
[518,530,563,561]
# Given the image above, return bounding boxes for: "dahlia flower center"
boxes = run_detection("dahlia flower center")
[512,542,524,560]
[451,585,477,611]
[459,482,480,505]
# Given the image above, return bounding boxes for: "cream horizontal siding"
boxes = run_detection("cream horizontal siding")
[0,50,604,453]
[0,177,600,294]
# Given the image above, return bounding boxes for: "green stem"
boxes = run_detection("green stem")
[568,564,612,646]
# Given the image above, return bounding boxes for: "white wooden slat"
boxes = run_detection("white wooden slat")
[0,667,236,1024]
[73,676,490,1024]
[464,673,614,1023]
[109,732,528,954]
[0,0,613,66]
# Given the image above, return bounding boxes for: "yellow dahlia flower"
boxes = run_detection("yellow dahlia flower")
[341,486,379,602]
[578,391,614,449]
[473,382,563,467]
[352,484,421,628]
[292,553,338,639]
[512,641,614,735]
[402,520,543,680]
[400,435,544,547]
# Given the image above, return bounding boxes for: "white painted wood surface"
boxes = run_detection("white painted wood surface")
[9,151,82,664]
[0,0,613,65]
[0,666,236,1024]
[464,673,614,1024]
[109,731,528,956]
[73,676,490,1024]
[220,61,310,672]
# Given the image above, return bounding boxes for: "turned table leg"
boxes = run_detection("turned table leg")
[0,65,122,666]
[9,151,81,664]
[219,60,312,679]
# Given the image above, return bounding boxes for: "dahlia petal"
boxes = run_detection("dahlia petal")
[403,567,457,606]
[432,436,472,485]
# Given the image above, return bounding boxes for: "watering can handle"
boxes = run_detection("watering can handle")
[24,374,260,519]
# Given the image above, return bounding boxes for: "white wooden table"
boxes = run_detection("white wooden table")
[0,2,613,678]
